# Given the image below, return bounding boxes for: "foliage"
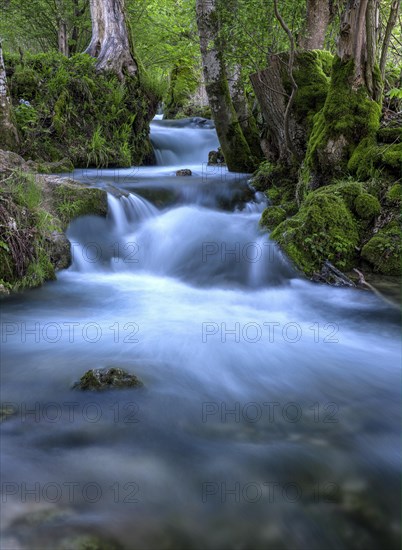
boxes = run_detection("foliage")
[5,52,157,167]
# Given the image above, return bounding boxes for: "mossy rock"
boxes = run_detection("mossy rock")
[379,143,402,171]
[377,126,401,144]
[386,183,401,203]
[52,183,107,228]
[315,180,363,210]
[354,193,381,220]
[73,367,144,391]
[260,206,286,230]
[271,192,359,275]
[361,223,401,275]
[0,169,107,291]
[348,139,401,180]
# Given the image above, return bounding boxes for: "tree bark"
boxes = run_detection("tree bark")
[58,20,69,56]
[196,0,255,172]
[0,43,19,151]
[55,0,69,56]
[299,0,331,50]
[85,0,138,80]
[379,0,401,80]
[250,57,305,164]
[337,0,380,99]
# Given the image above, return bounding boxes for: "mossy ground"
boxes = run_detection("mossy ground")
[4,51,160,168]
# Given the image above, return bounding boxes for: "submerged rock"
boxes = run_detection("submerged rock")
[72,367,143,391]
[176,169,192,176]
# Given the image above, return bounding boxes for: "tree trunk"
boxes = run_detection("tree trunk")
[0,43,19,151]
[58,20,69,56]
[250,56,306,164]
[299,0,331,50]
[196,0,255,172]
[305,0,382,186]
[227,64,263,160]
[379,0,401,80]
[337,0,381,99]
[85,0,137,80]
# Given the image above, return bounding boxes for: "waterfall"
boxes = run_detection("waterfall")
[150,118,219,166]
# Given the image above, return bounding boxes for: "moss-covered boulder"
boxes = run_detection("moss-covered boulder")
[314,180,363,209]
[49,179,107,229]
[354,193,381,220]
[361,223,401,275]
[260,206,286,230]
[0,160,107,292]
[386,183,401,204]
[73,367,143,391]
[270,191,359,275]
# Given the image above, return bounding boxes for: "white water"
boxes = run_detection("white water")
[0,119,400,550]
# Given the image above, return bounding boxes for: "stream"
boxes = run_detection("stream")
[1,118,400,549]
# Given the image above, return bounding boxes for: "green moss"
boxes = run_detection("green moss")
[348,139,401,179]
[379,143,402,170]
[0,170,107,292]
[386,183,402,203]
[53,185,107,228]
[270,191,359,275]
[260,206,286,230]
[361,223,401,275]
[291,50,332,132]
[251,161,275,192]
[305,57,382,182]
[377,126,401,144]
[354,193,381,220]
[314,179,363,209]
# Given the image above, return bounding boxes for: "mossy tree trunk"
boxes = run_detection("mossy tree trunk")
[196,0,256,172]
[227,64,263,160]
[85,0,138,80]
[0,43,19,151]
[305,0,383,187]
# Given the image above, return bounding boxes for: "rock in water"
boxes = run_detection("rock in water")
[72,367,143,391]
[208,147,225,165]
[176,169,192,176]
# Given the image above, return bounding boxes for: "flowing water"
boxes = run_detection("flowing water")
[1,119,400,550]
